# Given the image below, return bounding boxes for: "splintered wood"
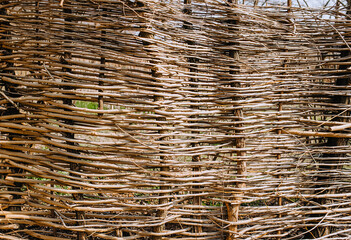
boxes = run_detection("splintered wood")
[0,0,351,239]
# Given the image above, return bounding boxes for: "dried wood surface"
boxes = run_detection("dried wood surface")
[0,0,351,239]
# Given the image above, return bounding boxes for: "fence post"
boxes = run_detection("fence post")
[98,4,108,118]
[275,2,292,239]
[61,3,86,240]
[136,1,171,238]
[223,1,247,239]
[183,0,204,234]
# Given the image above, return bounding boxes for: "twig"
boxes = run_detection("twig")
[0,90,21,113]
[113,122,160,152]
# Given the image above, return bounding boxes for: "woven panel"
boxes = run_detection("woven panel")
[0,1,350,239]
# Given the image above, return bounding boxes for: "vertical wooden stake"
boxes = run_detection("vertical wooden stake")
[183,0,203,234]
[98,6,106,116]
[276,3,292,239]
[225,2,245,238]
[276,100,283,240]
[61,4,86,240]
[136,2,170,238]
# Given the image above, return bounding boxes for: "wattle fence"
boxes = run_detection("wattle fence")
[0,0,351,239]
